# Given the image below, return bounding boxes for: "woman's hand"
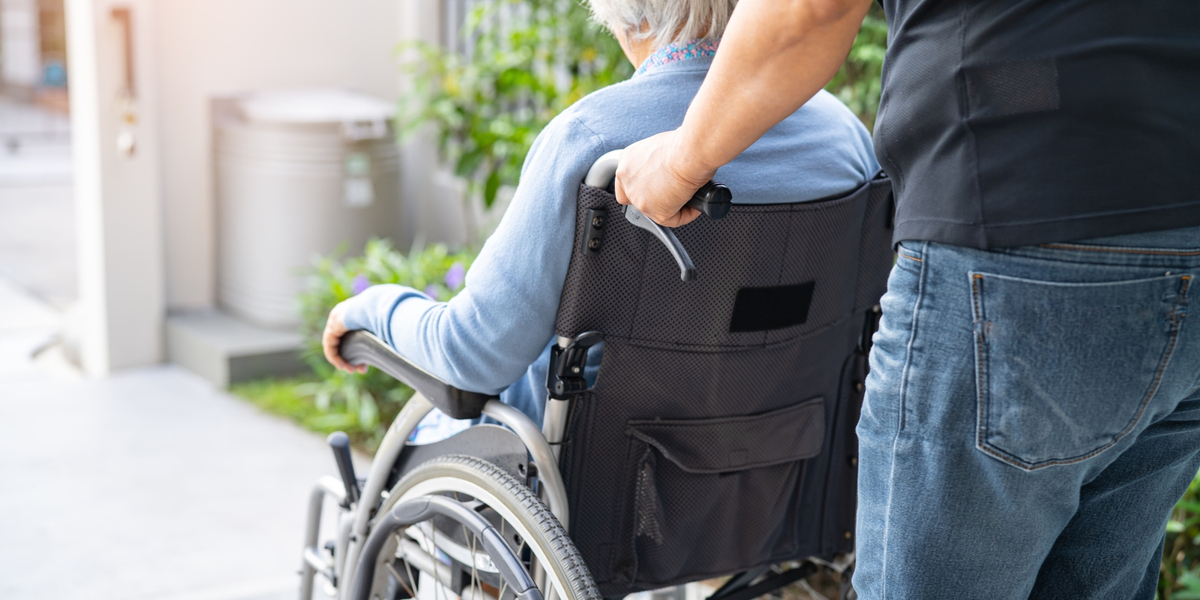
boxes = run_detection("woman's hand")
[322,300,367,374]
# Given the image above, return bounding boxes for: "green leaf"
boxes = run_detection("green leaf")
[1180,570,1200,596]
[483,169,502,208]
[456,150,486,178]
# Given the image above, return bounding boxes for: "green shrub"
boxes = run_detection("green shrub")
[276,239,478,450]
[1162,469,1200,598]
[397,0,632,210]
[826,3,888,131]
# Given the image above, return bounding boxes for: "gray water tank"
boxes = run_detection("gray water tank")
[214,89,401,328]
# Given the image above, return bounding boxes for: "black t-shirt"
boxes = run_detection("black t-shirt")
[875,0,1200,248]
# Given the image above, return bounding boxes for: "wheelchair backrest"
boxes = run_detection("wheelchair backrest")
[552,176,894,595]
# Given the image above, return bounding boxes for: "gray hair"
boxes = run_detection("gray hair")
[585,0,738,49]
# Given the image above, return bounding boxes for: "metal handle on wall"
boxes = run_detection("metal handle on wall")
[110,6,137,156]
[110,7,135,97]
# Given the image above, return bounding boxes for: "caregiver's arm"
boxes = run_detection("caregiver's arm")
[614,0,873,226]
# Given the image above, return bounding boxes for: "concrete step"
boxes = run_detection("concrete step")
[167,309,308,387]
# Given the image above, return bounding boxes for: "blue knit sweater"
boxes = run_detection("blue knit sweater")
[343,53,879,425]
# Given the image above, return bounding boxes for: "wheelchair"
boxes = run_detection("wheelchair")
[299,151,895,600]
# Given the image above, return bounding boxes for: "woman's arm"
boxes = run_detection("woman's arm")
[323,117,605,395]
[614,0,873,226]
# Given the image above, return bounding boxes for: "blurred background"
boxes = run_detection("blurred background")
[0,1,1194,599]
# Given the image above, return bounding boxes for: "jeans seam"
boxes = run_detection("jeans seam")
[897,243,928,432]
[881,242,928,596]
[974,275,1191,470]
[971,274,988,462]
[1039,243,1200,257]
[1177,275,1197,398]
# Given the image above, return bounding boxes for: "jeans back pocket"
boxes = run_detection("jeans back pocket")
[970,271,1190,470]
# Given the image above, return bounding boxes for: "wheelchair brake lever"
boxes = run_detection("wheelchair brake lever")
[624,204,696,282]
[622,181,730,281]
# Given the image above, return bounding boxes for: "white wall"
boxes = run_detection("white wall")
[67,0,165,374]
[62,0,462,372]
[153,0,412,311]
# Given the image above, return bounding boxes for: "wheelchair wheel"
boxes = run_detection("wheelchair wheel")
[364,454,600,600]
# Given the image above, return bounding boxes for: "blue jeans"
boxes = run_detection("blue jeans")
[854,226,1200,598]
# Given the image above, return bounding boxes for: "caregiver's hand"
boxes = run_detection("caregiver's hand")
[322,300,367,374]
[615,0,871,227]
[614,130,712,227]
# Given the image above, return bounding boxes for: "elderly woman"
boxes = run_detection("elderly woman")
[322,0,878,435]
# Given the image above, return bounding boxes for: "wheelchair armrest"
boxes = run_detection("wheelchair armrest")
[338,330,496,420]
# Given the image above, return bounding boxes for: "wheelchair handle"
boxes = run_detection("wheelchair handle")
[584,150,732,282]
[686,181,732,220]
[582,149,733,221]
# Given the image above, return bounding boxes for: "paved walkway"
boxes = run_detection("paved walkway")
[0,95,354,600]
[0,95,76,309]
[0,95,72,184]
[0,284,340,600]
[0,180,75,309]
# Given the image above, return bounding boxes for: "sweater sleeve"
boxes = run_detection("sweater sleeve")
[341,115,606,394]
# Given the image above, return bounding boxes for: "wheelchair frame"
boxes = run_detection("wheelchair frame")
[300,377,579,600]
[300,151,872,600]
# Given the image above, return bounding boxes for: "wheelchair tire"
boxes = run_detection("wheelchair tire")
[372,454,601,600]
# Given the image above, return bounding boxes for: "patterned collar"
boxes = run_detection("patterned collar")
[634,38,721,77]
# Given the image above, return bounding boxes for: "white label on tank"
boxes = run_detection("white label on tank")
[344,152,374,207]
[344,177,374,207]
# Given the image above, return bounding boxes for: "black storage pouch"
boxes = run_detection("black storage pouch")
[619,398,825,585]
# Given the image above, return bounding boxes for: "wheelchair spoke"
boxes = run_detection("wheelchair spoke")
[498,519,509,600]
[385,541,418,599]
[365,456,599,600]
[462,521,481,599]
[432,526,445,600]
[394,503,560,600]
[403,539,419,598]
